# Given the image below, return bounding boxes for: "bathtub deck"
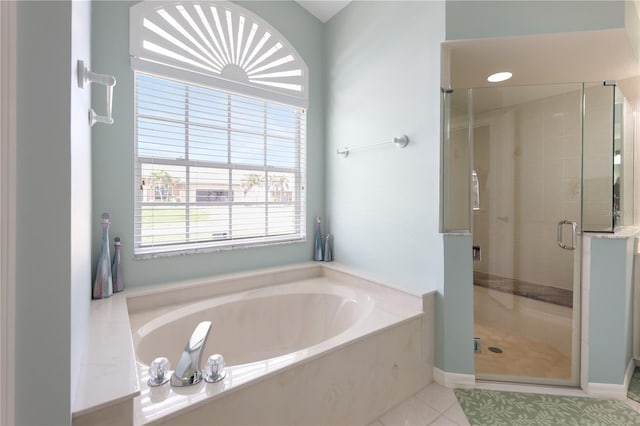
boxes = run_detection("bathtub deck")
[126,263,427,425]
[72,293,140,424]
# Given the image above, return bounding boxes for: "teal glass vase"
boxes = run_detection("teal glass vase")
[92,213,113,299]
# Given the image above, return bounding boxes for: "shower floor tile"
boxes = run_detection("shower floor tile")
[474,322,572,380]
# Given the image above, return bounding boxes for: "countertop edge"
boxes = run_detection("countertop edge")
[72,293,141,417]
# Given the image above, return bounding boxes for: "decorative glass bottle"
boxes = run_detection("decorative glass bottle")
[323,234,332,262]
[112,237,124,293]
[92,212,113,299]
[313,216,323,261]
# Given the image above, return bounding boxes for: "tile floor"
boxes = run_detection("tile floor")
[371,382,640,426]
[370,383,469,426]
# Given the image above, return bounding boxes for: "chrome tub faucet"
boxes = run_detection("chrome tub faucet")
[170,321,212,387]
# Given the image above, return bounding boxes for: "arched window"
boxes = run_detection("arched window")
[130,1,308,257]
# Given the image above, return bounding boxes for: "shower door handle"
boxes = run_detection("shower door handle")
[557,220,577,250]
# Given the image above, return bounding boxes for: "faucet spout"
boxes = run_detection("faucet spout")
[170,320,212,387]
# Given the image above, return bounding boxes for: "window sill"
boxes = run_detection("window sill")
[134,236,307,260]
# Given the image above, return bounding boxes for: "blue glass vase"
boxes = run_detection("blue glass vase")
[112,237,124,293]
[93,213,113,299]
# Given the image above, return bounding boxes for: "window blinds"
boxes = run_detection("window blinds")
[134,72,306,256]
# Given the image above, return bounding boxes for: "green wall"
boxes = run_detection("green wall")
[588,237,635,384]
[438,234,474,374]
[91,1,325,287]
[325,0,445,296]
[446,0,625,40]
[15,1,93,424]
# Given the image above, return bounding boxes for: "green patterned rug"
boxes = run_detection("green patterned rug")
[629,368,640,403]
[455,388,640,425]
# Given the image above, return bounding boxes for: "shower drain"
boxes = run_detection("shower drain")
[488,346,503,354]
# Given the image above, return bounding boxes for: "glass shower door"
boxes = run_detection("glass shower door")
[469,83,582,386]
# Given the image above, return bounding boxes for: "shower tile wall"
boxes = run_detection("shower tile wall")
[473,89,581,291]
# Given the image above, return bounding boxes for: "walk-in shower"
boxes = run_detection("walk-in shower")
[442,82,635,386]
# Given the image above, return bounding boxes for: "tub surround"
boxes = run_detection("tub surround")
[126,263,325,315]
[72,262,434,425]
[155,316,426,426]
[72,293,140,424]
[131,264,428,425]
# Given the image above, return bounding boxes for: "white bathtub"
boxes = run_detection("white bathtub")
[133,281,375,370]
[125,263,430,425]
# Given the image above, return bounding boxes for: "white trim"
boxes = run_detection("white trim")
[634,108,640,226]
[584,358,635,400]
[0,1,17,424]
[580,236,591,391]
[626,357,636,389]
[131,57,308,109]
[584,382,629,400]
[433,367,475,389]
[129,1,309,108]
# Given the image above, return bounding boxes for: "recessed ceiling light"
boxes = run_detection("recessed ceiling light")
[487,72,512,83]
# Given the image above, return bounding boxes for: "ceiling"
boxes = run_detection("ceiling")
[292,2,639,110]
[444,28,640,112]
[446,29,639,89]
[295,0,351,23]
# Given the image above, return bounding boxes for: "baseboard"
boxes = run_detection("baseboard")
[625,357,636,390]
[584,358,635,400]
[585,382,628,400]
[433,360,636,397]
[433,367,475,389]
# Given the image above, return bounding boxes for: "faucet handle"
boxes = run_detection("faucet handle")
[204,354,226,383]
[148,357,171,387]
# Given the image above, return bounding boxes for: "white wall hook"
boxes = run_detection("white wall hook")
[77,60,116,126]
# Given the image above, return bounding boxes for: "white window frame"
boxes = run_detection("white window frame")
[134,71,306,258]
[129,1,308,108]
[130,1,308,257]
